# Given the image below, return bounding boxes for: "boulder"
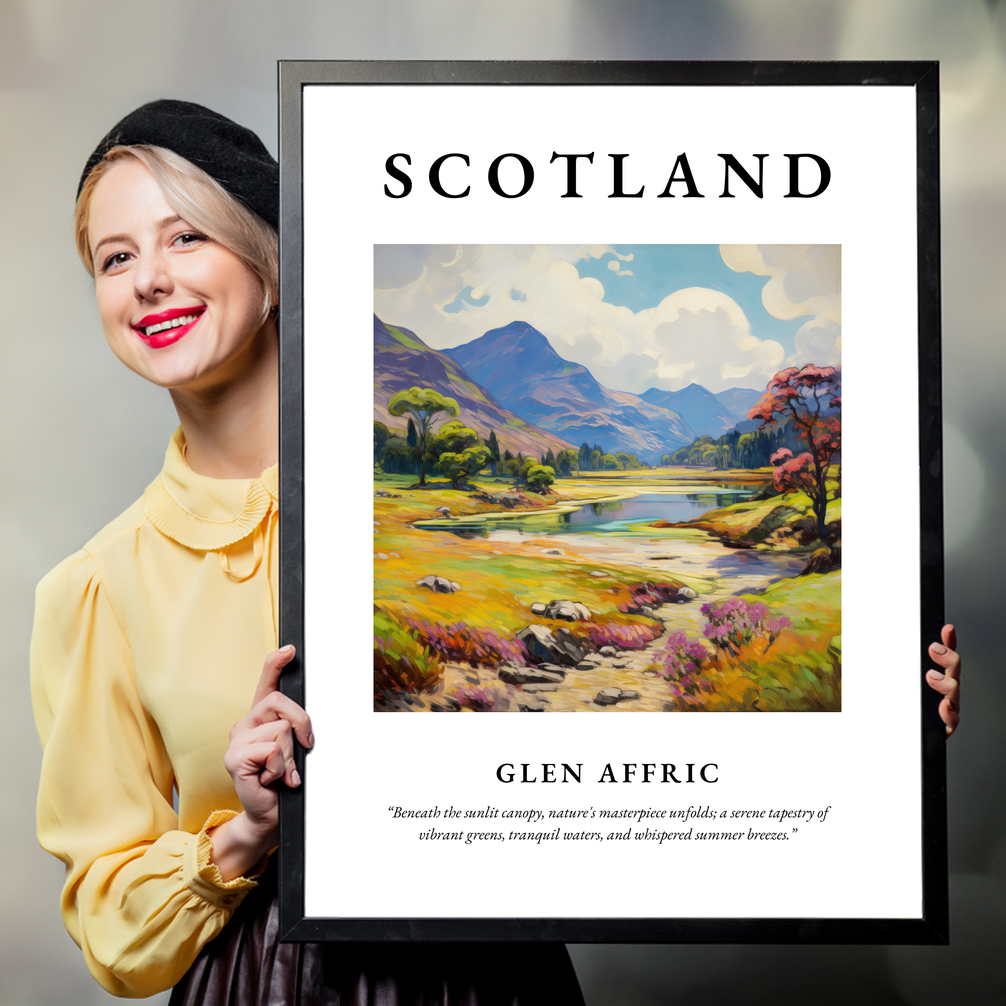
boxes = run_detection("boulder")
[435,506,452,516]
[416,575,461,594]
[676,587,697,601]
[516,624,588,667]
[531,603,548,616]
[542,548,565,556]
[599,646,617,657]
[498,665,566,685]
[589,570,609,578]
[595,688,641,706]
[543,599,591,621]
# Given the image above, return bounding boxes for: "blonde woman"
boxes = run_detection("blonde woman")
[32,100,586,1004]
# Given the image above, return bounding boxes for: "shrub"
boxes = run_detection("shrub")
[654,631,713,704]
[407,619,528,668]
[585,620,663,650]
[701,598,791,656]
[449,680,515,712]
[374,612,442,694]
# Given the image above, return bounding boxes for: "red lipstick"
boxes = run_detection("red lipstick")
[133,306,205,349]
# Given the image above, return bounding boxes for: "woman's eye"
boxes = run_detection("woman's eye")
[101,251,131,273]
[173,231,208,248]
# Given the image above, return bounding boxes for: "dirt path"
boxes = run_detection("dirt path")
[409,529,805,713]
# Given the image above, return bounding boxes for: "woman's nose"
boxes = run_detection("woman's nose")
[133,249,173,302]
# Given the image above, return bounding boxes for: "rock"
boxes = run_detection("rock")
[589,570,609,578]
[416,575,461,593]
[516,624,588,667]
[523,683,559,693]
[498,666,566,685]
[435,506,452,516]
[531,602,547,616]
[676,587,697,601]
[599,646,617,657]
[542,548,565,556]
[491,550,504,555]
[374,489,401,498]
[595,688,640,706]
[430,696,462,712]
[390,552,399,558]
[543,599,591,621]
[376,553,388,560]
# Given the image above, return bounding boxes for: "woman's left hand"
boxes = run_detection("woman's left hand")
[926,624,960,737]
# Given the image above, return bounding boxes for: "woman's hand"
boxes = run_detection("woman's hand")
[209,645,314,881]
[926,624,961,738]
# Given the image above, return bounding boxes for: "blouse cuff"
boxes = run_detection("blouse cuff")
[183,810,269,909]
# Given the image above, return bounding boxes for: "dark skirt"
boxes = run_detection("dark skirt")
[169,869,585,1006]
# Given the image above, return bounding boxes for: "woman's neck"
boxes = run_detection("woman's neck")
[169,320,280,479]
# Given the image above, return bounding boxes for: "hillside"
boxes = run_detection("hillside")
[374,316,575,458]
[442,321,696,463]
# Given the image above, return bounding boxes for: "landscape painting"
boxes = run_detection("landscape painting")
[373,244,841,713]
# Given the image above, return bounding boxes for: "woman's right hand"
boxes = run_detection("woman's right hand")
[209,645,314,881]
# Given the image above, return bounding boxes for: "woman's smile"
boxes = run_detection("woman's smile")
[133,305,207,347]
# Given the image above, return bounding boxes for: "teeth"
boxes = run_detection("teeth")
[142,313,199,337]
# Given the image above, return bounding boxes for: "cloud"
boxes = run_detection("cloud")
[374,244,788,393]
[720,244,841,367]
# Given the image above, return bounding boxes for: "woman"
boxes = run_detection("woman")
[31,100,586,1003]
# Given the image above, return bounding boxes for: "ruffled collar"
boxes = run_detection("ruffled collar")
[143,428,278,551]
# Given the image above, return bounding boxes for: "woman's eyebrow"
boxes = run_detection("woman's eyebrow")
[92,216,185,257]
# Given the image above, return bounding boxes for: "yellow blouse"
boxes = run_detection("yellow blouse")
[31,428,279,998]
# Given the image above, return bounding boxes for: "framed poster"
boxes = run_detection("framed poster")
[277,61,946,943]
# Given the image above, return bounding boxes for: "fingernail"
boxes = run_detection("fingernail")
[931,643,947,654]
[292,768,301,787]
[306,732,315,748]
[280,644,295,654]
[928,670,944,679]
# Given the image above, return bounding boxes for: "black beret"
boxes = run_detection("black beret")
[77,99,278,228]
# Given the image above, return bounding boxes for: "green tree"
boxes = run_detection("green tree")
[388,387,460,486]
[374,421,389,464]
[428,420,478,458]
[602,453,619,470]
[525,464,556,492]
[544,447,556,468]
[556,448,579,477]
[437,446,491,489]
[487,430,501,476]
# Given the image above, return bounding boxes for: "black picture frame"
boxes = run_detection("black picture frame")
[277,60,945,944]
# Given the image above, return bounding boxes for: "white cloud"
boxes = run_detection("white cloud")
[720,244,841,368]
[374,244,788,394]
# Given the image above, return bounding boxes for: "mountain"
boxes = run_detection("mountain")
[640,384,743,439]
[442,321,696,463]
[715,387,764,421]
[373,316,574,458]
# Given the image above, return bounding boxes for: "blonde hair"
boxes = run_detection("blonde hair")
[75,145,278,323]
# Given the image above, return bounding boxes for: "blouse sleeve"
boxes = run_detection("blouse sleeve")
[31,549,262,998]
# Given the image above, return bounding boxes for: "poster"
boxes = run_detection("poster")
[278,62,945,942]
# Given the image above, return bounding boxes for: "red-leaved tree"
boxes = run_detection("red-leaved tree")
[749,364,841,542]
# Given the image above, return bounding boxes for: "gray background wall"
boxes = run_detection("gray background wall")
[2,2,1003,1003]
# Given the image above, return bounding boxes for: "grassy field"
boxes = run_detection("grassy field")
[373,468,841,712]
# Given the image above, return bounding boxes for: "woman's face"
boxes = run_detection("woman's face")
[87,158,270,393]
